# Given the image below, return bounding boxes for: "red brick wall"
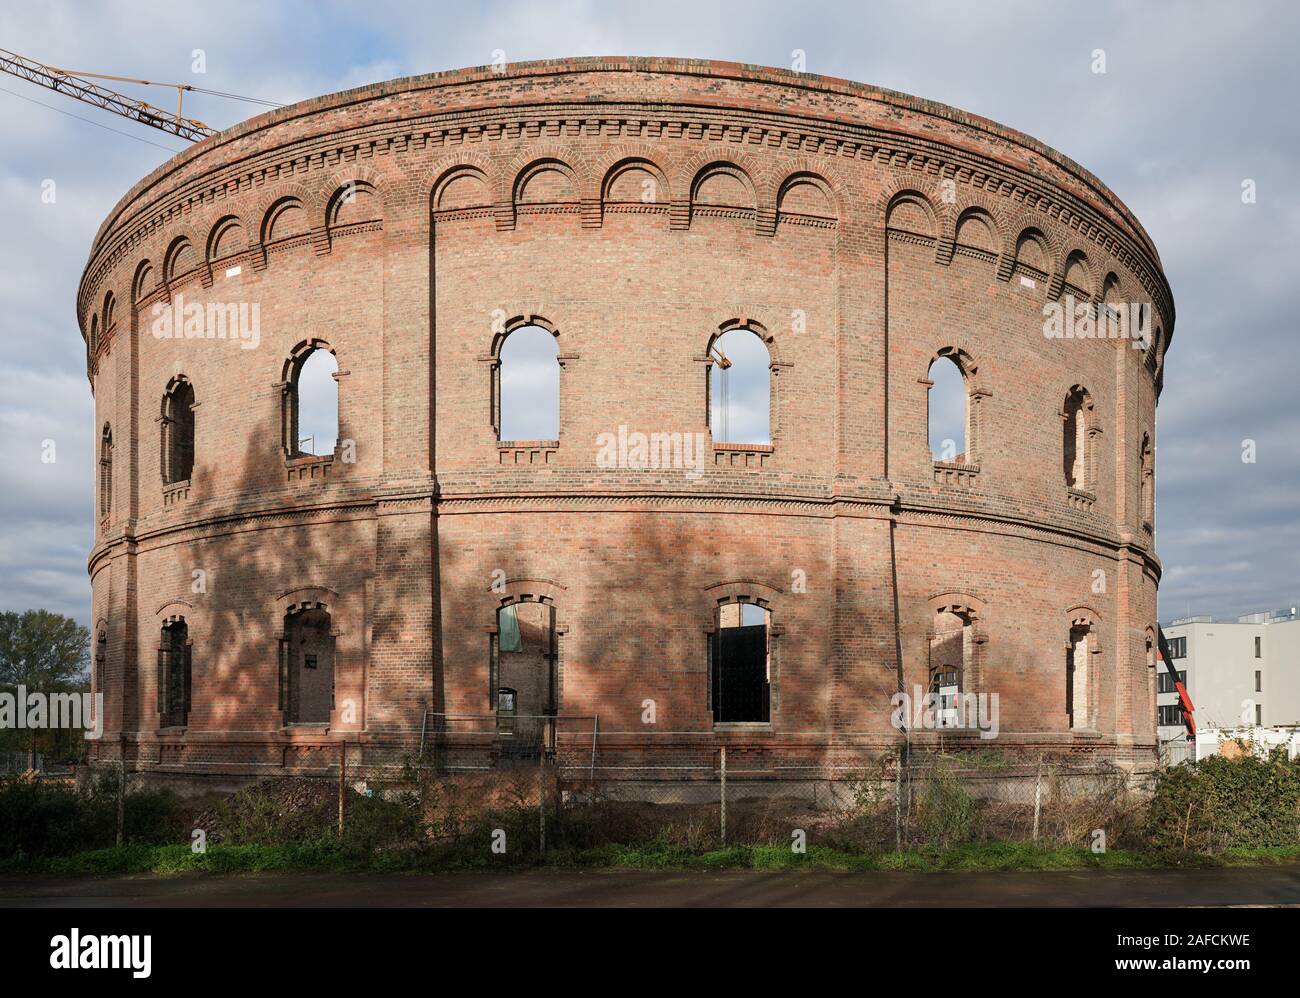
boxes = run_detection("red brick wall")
[79,59,1171,778]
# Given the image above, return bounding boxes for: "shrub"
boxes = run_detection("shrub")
[1147,749,1300,853]
[0,776,183,859]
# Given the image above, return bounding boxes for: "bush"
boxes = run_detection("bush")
[0,776,183,859]
[1147,750,1300,853]
[915,765,977,846]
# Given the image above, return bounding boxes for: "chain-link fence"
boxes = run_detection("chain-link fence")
[290,718,1157,855]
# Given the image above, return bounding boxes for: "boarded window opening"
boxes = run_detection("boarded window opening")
[711,602,771,723]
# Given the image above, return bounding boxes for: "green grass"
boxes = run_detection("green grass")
[8,838,1299,877]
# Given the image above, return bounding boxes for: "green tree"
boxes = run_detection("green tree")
[0,610,91,767]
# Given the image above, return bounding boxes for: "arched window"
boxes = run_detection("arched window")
[928,356,966,463]
[489,600,557,744]
[94,628,107,720]
[157,618,191,728]
[708,327,770,445]
[1140,432,1154,531]
[497,325,560,442]
[1063,386,1091,490]
[929,610,971,729]
[162,379,196,484]
[99,424,113,517]
[1067,622,1093,730]
[287,347,338,457]
[710,600,772,723]
[279,607,335,724]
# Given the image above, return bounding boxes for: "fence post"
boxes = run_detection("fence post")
[1032,753,1043,841]
[337,740,347,838]
[538,741,547,856]
[116,734,126,848]
[893,753,901,852]
[719,745,727,846]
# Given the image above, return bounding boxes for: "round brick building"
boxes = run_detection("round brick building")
[79,57,1173,789]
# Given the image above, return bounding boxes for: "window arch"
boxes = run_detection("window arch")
[927,355,967,463]
[283,343,339,458]
[161,377,196,484]
[157,617,191,728]
[495,323,560,442]
[1063,385,1094,492]
[99,424,113,517]
[707,326,771,445]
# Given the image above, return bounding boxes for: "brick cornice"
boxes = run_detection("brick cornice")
[77,63,1174,359]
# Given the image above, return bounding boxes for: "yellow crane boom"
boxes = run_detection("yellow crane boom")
[0,47,216,141]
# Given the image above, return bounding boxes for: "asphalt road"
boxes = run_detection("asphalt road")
[3,866,1300,907]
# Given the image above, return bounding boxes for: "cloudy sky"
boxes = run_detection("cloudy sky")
[1,0,1296,626]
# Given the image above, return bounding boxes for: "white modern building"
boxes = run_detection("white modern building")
[1159,606,1300,744]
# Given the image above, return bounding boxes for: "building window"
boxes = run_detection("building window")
[1167,636,1186,659]
[928,607,979,727]
[1067,623,1093,730]
[279,606,335,724]
[928,355,967,464]
[1062,386,1093,490]
[94,629,106,722]
[496,686,518,735]
[497,325,560,442]
[929,665,961,728]
[1139,432,1154,531]
[161,378,196,484]
[1157,670,1187,694]
[1256,703,1263,726]
[157,618,191,728]
[99,424,113,517]
[708,326,771,445]
[294,349,339,456]
[1157,705,1184,727]
[283,343,339,459]
[1255,636,1262,658]
[488,600,557,749]
[1255,670,1262,693]
[710,601,771,723]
